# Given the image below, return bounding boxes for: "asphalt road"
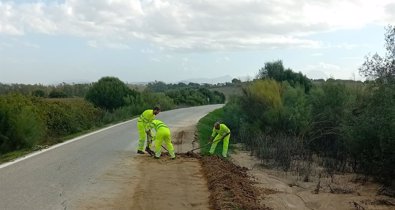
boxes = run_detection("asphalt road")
[0,104,222,210]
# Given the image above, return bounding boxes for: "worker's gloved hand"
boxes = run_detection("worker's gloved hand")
[146,130,152,136]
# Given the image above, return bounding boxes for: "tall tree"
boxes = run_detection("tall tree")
[258,60,312,92]
[85,77,135,110]
[360,25,395,83]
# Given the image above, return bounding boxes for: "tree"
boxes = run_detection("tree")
[360,25,395,83]
[48,90,67,98]
[258,60,285,80]
[308,81,350,158]
[85,77,134,110]
[258,60,312,92]
[146,81,168,92]
[241,79,283,132]
[32,90,46,97]
[354,25,395,184]
[232,78,242,84]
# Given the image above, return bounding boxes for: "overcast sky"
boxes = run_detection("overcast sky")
[1,0,395,84]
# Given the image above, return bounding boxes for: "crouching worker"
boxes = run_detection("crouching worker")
[137,107,160,155]
[209,122,230,158]
[150,120,176,159]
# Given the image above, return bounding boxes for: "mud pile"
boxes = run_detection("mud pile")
[200,156,271,210]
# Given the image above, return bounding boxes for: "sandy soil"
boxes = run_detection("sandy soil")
[130,155,210,210]
[230,146,395,210]
[75,124,395,210]
[77,125,210,210]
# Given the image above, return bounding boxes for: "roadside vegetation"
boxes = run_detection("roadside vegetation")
[145,81,226,106]
[0,77,225,162]
[196,108,226,155]
[197,26,395,193]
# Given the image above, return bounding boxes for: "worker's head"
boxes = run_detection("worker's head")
[153,106,161,115]
[214,122,220,130]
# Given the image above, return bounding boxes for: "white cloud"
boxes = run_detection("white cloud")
[87,39,130,49]
[384,3,395,23]
[305,70,328,80]
[141,48,155,54]
[311,53,323,57]
[300,62,365,80]
[216,56,230,63]
[1,0,394,50]
[304,62,342,71]
[150,57,161,62]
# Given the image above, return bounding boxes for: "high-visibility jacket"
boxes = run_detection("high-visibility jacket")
[211,124,230,139]
[149,119,175,158]
[138,109,156,129]
[150,119,169,131]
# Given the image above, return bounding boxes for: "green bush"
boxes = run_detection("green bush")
[146,81,226,106]
[345,83,395,183]
[197,108,226,155]
[222,96,244,140]
[258,60,312,92]
[85,77,135,110]
[141,92,175,111]
[240,79,283,133]
[0,94,45,153]
[281,82,311,135]
[48,90,68,98]
[40,99,102,137]
[32,89,46,97]
[307,81,352,158]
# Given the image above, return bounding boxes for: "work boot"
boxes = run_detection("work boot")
[171,157,176,160]
[154,156,160,159]
[137,150,145,154]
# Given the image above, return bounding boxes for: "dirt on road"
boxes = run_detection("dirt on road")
[127,126,271,210]
[77,125,273,210]
[77,125,211,210]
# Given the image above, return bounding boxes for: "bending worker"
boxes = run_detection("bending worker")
[149,119,176,159]
[137,106,160,154]
[209,122,231,158]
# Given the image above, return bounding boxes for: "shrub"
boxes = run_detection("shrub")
[0,94,45,153]
[85,77,135,110]
[40,99,102,137]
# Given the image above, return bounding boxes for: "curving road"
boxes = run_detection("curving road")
[0,105,222,210]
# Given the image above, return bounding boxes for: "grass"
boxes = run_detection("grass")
[197,108,228,156]
[0,149,32,164]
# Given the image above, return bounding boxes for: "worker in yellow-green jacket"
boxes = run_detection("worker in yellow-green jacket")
[149,119,176,159]
[137,107,161,154]
[209,122,231,158]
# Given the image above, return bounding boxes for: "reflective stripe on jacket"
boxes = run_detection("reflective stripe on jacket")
[150,119,168,131]
[138,109,155,124]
